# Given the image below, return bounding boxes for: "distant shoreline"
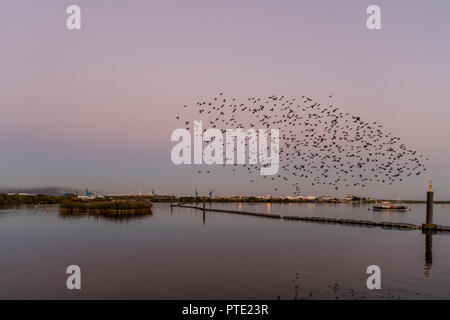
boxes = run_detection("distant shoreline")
[1,193,450,206]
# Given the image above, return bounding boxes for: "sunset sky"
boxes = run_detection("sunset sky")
[1,0,449,199]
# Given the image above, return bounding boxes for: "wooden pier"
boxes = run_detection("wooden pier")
[171,183,450,232]
[174,204,282,219]
[171,204,450,232]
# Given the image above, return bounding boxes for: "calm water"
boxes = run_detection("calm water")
[0,203,449,299]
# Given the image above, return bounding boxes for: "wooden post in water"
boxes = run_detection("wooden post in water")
[202,199,206,225]
[423,181,437,231]
[426,191,434,225]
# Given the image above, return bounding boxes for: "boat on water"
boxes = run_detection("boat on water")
[373,200,408,211]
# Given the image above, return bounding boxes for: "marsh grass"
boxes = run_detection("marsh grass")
[59,200,153,217]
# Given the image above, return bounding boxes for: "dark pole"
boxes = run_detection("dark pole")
[426,191,434,225]
[202,199,206,225]
[423,181,436,230]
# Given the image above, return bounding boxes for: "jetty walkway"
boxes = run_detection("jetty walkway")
[171,204,450,232]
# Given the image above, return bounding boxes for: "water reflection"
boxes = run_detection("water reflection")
[187,204,444,280]
[58,211,153,223]
[1,203,450,299]
[424,231,434,278]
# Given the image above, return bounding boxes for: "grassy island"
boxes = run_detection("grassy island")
[59,200,153,216]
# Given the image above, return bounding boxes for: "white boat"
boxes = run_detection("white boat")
[373,200,407,211]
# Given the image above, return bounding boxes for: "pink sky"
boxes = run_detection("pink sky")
[1,0,449,199]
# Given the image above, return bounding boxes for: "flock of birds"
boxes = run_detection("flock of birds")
[176,93,428,195]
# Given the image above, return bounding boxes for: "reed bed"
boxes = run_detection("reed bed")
[59,200,153,216]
